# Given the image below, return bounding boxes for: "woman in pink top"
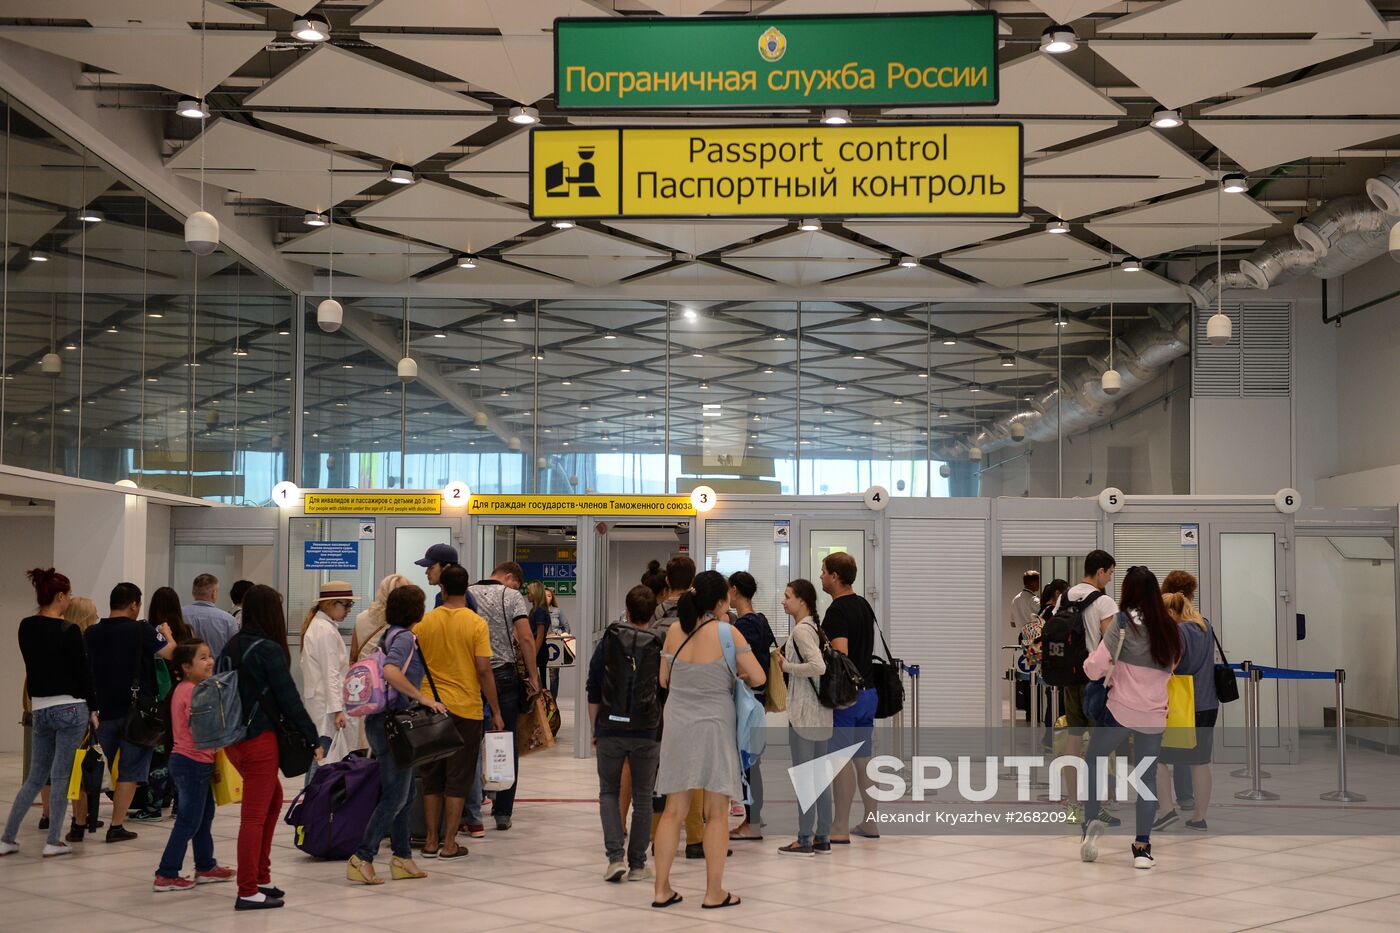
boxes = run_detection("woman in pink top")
[154,641,236,892]
[1078,567,1181,871]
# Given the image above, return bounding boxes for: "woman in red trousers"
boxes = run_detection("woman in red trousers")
[220,585,321,911]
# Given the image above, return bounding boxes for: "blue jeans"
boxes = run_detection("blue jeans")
[1082,711,1164,843]
[467,667,521,823]
[791,727,833,845]
[3,702,87,846]
[157,754,217,878]
[356,713,414,863]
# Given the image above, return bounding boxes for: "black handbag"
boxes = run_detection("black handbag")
[1208,622,1240,704]
[238,636,317,778]
[385,649,463,768]
[121,637,166,748]
[869,620,904,719]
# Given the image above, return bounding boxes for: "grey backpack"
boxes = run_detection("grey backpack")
[189,640,257,749]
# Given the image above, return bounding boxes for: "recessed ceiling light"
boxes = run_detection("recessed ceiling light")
[918,371,929,378]
[691,351,704,358]
[942,337,957,346]
[231,345,249,357]
[836,384,846,391]
[893,398,903,405]
[499,388,510,397]
[63,342,78,351]
[77,209,104,223]
[969,383,981,393]
[551,219,575,230]
[681,307,698,321]
[1001,355,1014,367]
[1055,319,1069,327]
[28,250,49,262]
[873,418,883,426]
[763,367,775,374]
[579,402,591,410]
[278,329,290,336]
[853,353,865,360]
[1121,258,1142,273]
[773,335,787,342]
[303,212,329,227]
[147,310,163,319]
[560,378,571,386]
[1150,108,1184,129]
[1047,220,1070,234]
[176,98,208,119]
[508,105,540,125]
[938,409,949,419]
[821,108,851,125]
[898,255,918,269]
[869,312,884,323]
[456,254,478,269]
[502,311,517,323]
[603,332,617,340]
[291,17,329,42]
[387,165,414,185]
[106,325,118,334]
[1221,172,1248,194]
[798,218,822,232]
[341,363,353,369]
[620,366,631,373]
[823,406,834,415]
[433,332,447,339]
[1040,25,1078,54]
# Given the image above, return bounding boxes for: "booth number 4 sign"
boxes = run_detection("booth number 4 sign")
[864,485,890,512]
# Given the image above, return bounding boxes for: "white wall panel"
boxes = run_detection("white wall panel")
[1000,520,1098,555]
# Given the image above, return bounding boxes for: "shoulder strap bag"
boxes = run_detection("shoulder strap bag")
[237,636,317,778]
[121,628,166,748]
[384,641,464,768]
[1207,620,1240,704]
[869,617,904,719]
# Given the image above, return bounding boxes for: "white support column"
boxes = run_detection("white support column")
[54,488,151,606]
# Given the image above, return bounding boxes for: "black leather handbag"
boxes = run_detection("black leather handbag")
[870,621,904,719]
[1209,622,1240,704]
[385,651,463,768]
[121,639,166,748]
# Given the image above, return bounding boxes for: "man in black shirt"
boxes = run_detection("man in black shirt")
[820,551,883,842]
[85,582,174,843]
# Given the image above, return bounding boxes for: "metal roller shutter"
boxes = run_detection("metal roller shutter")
[702,519,790,639]
[1111,523,1200,595]
[174,527,276,546]
[888,517,986,727]
[1000,520,1098,555]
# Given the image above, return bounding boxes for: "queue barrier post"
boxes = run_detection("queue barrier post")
[1036,685,1061,801]
[1230,661,1271,781]
[1029,669,1048,787]
[1320,668,1367,803]
[907,663,921,760]
[1234,666,1279,801]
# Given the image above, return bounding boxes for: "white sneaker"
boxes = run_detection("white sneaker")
[42,843,72,858]
[604,860,626,883]
[627,864,654,882]
[1080,820,1103,863]
[1132,843,1155,869]
[0,841,18,856]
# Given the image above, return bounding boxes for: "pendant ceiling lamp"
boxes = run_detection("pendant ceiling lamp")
[185,5,220,255]
[317,153,342,332]
[1207,154,1234,346]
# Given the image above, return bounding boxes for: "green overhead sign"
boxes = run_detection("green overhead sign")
[554,12,999,110]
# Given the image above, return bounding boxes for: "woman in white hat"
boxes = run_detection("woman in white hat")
[299,581,357,785]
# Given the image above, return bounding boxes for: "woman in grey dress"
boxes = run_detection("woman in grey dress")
[652,571,766,911]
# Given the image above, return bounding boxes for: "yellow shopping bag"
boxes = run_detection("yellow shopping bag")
[210,749,243,806]
[65,745,88,801]
[1163,673,1197,749]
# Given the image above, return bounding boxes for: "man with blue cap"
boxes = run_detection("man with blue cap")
[415,543,475,610]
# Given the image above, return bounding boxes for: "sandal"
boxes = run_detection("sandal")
[420,846,440,859]
[346,855,384,886]
[851,825,881,839]
[702,893,741,909]
[729,830,763,841]
[390,856,427,880]
[651,892,683,909]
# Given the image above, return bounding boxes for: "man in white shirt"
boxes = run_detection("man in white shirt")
[1057,550,1118,819]
[1009,570,1041,630]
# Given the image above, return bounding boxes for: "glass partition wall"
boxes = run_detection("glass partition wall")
[0,94,295,502]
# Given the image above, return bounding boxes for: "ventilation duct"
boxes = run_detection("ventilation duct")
[1184,260,1252,309]
[1239,236,1315,290]
[938,306,1189,461]
[1365,160,1400,216]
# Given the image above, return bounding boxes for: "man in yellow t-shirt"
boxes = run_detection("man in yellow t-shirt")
[413,564,504,859]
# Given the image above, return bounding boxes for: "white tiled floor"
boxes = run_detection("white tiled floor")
[3,715,1400,932]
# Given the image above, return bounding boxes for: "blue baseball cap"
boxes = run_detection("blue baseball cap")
[415,543,459,568]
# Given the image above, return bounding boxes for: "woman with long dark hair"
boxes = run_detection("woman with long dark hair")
[221,585,320,911]
[149,586,194,645]
[774,578,832,857]
[1079,566,1181,871]
[1155,571,1219,832]
[1,569,95,858]
[652,570,765,910]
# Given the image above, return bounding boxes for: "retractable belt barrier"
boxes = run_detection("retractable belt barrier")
[889,661,922,761]
[1230,661,1365,803]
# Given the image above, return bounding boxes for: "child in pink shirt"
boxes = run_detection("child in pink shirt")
[154,641,235,892]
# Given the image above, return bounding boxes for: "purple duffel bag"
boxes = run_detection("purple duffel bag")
[284,751,381,859]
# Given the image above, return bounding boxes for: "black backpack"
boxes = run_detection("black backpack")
[599,623,663,731]
[1039,589,1103,687]
[793,621,864,710]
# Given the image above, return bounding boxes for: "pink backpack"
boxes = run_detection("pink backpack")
[344,628,414,718]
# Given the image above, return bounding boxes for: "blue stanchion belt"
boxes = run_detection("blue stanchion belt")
[1228,663,1335,680]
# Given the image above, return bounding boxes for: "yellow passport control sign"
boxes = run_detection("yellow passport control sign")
[467,494,696,516]
[530,123,1021,219]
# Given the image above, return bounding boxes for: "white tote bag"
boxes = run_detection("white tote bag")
[482,731,515,791]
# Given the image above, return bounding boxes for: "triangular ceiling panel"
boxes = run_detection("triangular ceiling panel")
[62,222,235,278]
[1101,0,1387,36]
[1027,0,1121,22]
[873,117,1117,155]
[1026,266,1186,300]
[722,231,889,287]
[941,53,1126,117]
[363,34,553,105]
[0,138,116,208]
[0,1,264,26]
[833,263,973,291]
[634,0,731,13]
[3,206,64,247]
[0,26,274,97]
[628,261,771,287]
[1192,119,1400,172]
[445,131,530,174]
[1202,52,1400,117]
[602,220,787,256]
[1025,178,1199,221]
[262,0,318,13]
[1085,188,1279,258]
[422,257,564,286]
[243,44,489,112]
[253,113,492,166]
[1090,39,1372,110]
[279,225,448,282]
[354,0,611,33]
[942,231,1110,288]
[770,1,987,14]
[502,228,671,286]
[843,220,1031,257]
[353,180,537,253]
[1028,127,1207,180]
